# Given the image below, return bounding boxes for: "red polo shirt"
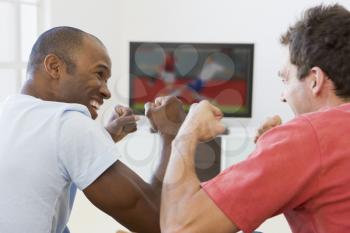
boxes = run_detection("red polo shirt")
[202,103,350,233]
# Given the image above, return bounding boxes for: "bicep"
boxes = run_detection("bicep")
[165,189,239,233]
[83,160,160,233]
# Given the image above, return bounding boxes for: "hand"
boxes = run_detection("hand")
[177,100,225,142]
[254,115,282,143]
[145,96,186,138]
[105,105,139,142]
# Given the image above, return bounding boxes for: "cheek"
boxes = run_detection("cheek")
[282,84,300,109]
[89,78,102,88]
[79,78,100,93]
[288,84,312,114]
[284,80,300,99]
[281,84,293,102]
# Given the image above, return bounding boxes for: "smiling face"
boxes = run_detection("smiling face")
[56,36,112,119]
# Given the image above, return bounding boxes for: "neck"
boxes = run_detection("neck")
[314,94,349,112]
[320,81,350,108]
[21,76,55,101]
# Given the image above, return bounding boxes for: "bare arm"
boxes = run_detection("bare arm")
[84,97,185,233]
[161,101,239,233]
[145,96,186,198]
[83,136,172,233]
[83,160,160,233]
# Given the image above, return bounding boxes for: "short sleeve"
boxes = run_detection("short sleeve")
[202,116,321,233]
[58,110,119,190]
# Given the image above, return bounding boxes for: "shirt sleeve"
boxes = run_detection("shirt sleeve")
[202,116,321,233]
[57,110,120,190]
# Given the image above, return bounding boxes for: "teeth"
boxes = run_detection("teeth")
[90,100,101,110]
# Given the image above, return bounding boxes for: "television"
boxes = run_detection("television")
[129,42,254,117]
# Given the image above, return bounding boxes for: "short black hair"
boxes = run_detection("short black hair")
[280,4,350,98]
[27,26,102,75]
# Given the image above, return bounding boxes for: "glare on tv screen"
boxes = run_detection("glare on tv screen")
[129,42,254,117]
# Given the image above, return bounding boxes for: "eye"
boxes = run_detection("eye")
[96,71,105,81]
[96,72,109,84]
[96,71,104,78]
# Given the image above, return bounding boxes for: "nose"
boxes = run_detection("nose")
[280,92,287,103]
[100,82,111,99]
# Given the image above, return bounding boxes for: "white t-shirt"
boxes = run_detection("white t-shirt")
[0,94,119,233]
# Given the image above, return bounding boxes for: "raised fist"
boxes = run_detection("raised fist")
[105,105,139,142]
[145,96,186,137]
[177,100,225,142]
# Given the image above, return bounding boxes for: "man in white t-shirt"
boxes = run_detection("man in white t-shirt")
[0,26,186,233]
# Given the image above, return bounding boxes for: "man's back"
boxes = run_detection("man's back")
[284,103,350,232]
[0,95,81,232]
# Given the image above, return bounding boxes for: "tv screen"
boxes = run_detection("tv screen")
[129,42,254,117]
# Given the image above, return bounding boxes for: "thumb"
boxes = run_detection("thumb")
[211,104,223,119]
[117,107,129,117]
[144,102,154,117]
[214,119,226,135]
[116,115,138,125]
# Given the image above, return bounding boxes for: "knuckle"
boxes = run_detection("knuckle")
[126,108,133,115]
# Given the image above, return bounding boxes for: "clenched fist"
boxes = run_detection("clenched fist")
[145,96,186,138]
[177,100,225,142]
[254,115,282,143]
[105,105,139,142]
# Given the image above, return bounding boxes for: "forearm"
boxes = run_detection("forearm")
[166,134,200,194]
[160,135,238,233]
[108,135,173,218]
[161,134,202,231]
[160,100,236,233]
[115,135,175,232]
[149,134,174,206]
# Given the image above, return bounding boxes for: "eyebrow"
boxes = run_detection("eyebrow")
[95,63,111,76]
[96,63,109,70]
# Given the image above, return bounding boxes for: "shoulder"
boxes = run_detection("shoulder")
[4,94,91,119]
[258,116,315,146]
[58,108,112,143]
[301,104,350,130]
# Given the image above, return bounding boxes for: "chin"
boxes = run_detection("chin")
[91,112,98,120]
[88,108,98,119]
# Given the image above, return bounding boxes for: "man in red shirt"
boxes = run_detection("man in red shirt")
[158,4,350,233]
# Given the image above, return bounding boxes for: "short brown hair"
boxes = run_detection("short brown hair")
[281,4,350,98]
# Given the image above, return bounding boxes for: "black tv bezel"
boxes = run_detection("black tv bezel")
[129,41,254,118]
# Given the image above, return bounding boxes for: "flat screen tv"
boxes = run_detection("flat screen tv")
[129,42,254,117]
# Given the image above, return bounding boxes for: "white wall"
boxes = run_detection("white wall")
[47,0,350,126]
[47,0,350,232]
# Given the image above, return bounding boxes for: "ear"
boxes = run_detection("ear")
[309,67,328,96]
[43,54,64,80]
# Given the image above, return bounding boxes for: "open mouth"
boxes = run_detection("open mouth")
[90,99,101,110]
[89,99,102,118]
